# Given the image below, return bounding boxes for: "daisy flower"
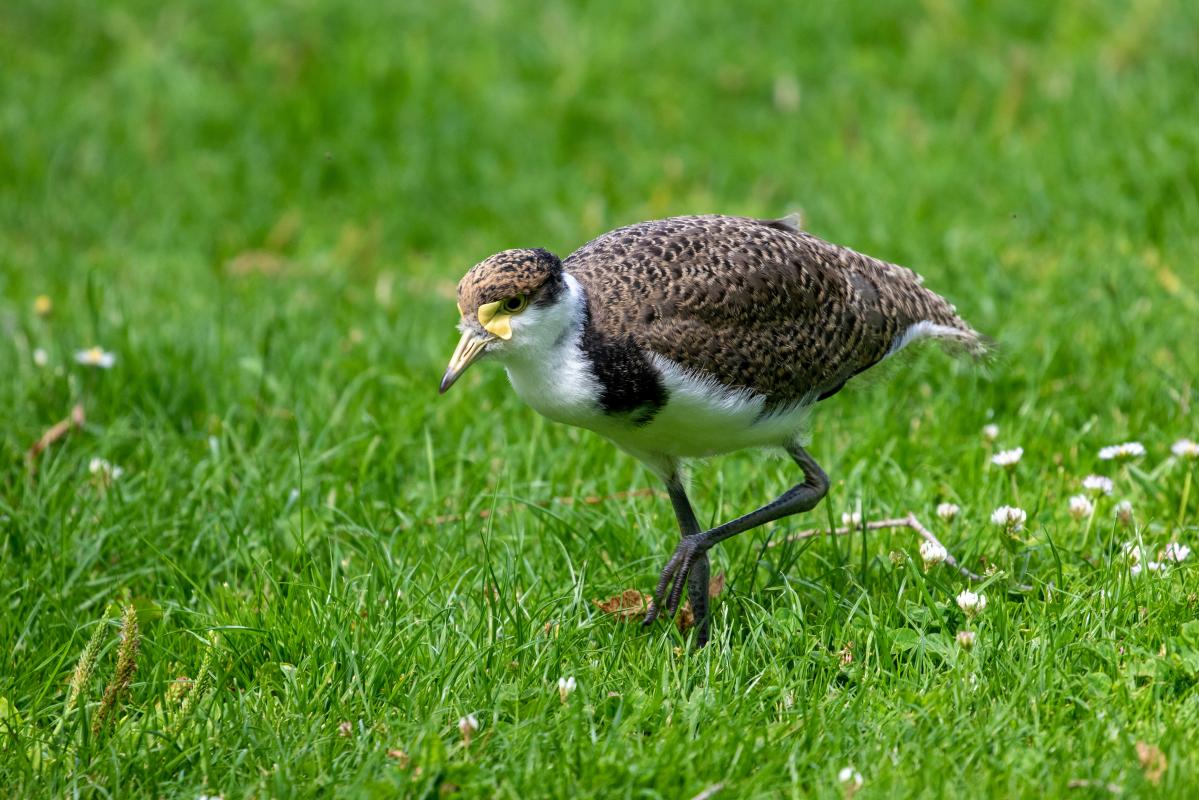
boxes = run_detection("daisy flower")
[1098,442,1145,461]
[1173,439,1199,460]
[991,447,1023,468]
[1081,475,1113,495]
[74,346,116,369]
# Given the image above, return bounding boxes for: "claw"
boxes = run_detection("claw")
[687,553,711,647]
[643,537,709,640]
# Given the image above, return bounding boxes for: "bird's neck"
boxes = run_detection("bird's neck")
[498,274,601,424]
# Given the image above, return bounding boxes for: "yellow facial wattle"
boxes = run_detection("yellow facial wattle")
[477,300,512,340]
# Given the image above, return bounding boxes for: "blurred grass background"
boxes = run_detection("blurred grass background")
[2,0,1199,797]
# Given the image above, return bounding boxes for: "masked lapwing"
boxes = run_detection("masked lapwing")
[440,214,986,646]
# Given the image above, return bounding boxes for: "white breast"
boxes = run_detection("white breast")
[503,338,604,428]
[597,354,812,463]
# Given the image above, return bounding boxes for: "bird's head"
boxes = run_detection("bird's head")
[439,248,567,393]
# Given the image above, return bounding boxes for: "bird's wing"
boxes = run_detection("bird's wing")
[564,215,981,407]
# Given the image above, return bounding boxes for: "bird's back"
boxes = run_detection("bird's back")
[564,215,983,408]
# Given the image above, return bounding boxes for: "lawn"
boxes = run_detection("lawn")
[3,0,1199,797]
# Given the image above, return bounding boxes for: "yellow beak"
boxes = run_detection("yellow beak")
[439,329,494,394]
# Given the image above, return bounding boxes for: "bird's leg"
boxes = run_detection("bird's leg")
[643,445,829,642]
[660,477,712,646]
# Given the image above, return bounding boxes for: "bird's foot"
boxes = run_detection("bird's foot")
[642,536,711,646]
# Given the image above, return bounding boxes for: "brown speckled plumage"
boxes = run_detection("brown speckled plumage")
[565,215,982,406]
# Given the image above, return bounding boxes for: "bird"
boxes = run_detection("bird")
[439,214,986,646]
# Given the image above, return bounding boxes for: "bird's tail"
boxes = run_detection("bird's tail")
[888,286,991,360]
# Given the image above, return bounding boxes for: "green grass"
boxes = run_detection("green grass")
[3,0,1199,796]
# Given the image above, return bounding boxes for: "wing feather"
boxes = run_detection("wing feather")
[565,215,982,407]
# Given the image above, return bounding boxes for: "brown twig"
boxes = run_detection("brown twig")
[26,403,86,470]
[769,512,1033,590]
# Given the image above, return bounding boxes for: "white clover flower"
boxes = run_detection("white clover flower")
[956,630,977,650]
[458,714,479,745]
[841,511,862,527]
[88,457,124,484]
[557,675,577,703]
[1114,500,1133,526]
[1068,494,1094,520]
[1098,442,1145,461]
[1081,475,1113,496]
[837,766,863,789]
[33,347,49,367]
[991,447,1023,468]
[956,590,987,618]
[1164,542,1191,563]
[74,346,116,369]
[982,423,1000,441]
[936,502,960,521]
[1173,439,1199,460]
[990,505,1027,531]
[1121,541,1143,564]
[1131,561,1166,577]
[919,540,948,570]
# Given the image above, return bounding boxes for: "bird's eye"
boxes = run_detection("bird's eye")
[503,294,528,313]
